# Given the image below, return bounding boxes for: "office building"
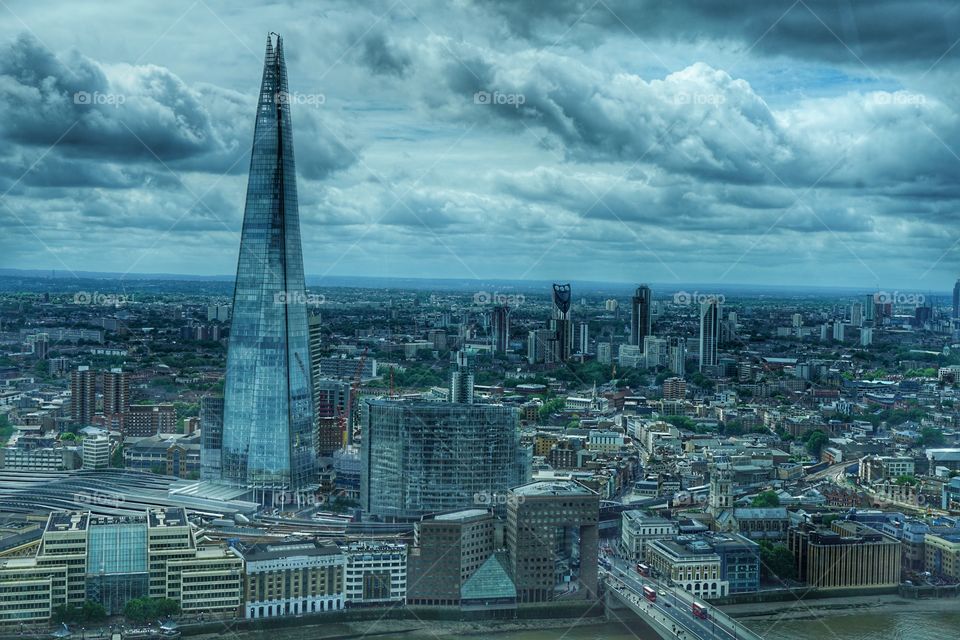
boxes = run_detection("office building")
[925,532,960,580]
[630,285,653,346]
[669,337,686,376]
[491,304,511,354]
[788,521,900,589]
[647,533,759,597]
[506,481,599,603]
[316,356,377,380]
[124,434,201,478]
[449,350,474,404]
[0,509,242,623]
[343,542,407,606]
[70,366,96,426]
[82,436,110,470]
[548,283,574,362]
[621,511,678,562]
[360,400,528,520]
[220,34,317,502]
[239,540,345,618]
[406,509,498,606]
[699,299,719,372]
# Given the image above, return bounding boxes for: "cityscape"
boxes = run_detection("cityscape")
[0,2,959,640]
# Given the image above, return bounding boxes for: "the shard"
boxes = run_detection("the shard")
[221,33,317,503]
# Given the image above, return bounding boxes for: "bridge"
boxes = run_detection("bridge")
[603,562,763,640]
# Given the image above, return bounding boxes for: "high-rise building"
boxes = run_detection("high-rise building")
[832,321,845,342]
[863,293,876,323]
[506,481,599,603]
[630,285,652,346]
[578,321,589,355]
[643,335,668,369]
[314,379,350,456]
[200,396,224,482]
[597,342,612,365]
[70,366,96,426]
[953,279,960,321]
[662,377,686,401]
[360,399,529,520]
[32,333,49,360]
[490,304,511,354]
[123,404,176,437]
[549,283,573,362]
[850,302,864,327]
[860,326,874,347]
[669,337,685,376]
[526,328,556,365]
[102,368,129,416]
[699,299,719,372]
[220,34,317,502]
[449,351,474,404]
[788,521,900,588]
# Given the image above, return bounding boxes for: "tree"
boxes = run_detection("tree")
[920,427,945,447]
[123,597,180,622]
[751,490,781,508]
[759,541,796,581]
[804,430,829,457]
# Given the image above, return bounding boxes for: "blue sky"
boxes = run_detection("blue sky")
[0,0,958,290]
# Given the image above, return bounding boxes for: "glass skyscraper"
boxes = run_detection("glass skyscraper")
[221,33,317,501]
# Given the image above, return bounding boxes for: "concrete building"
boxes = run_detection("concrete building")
[506,481,599,604]
[621,511,678,562]
[925,532,960,580]
[343,542,406,606]
[239,540,345,618]
[123,404,176,437]
[662,377,686,401]
[788,521,900,589]
[646,536,726,598]
[406,509,497,606]
[82,436,110,470]
[70,366,96,426]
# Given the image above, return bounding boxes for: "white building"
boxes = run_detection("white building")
[82,436,110,470]
[621,511,678,562]
[343,542,407,605]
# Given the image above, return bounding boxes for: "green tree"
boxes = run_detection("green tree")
[920,427,945,447]
[759,541,796,581]
[751,490,781,508]
[804,430,829,457]
[123,597,180,622]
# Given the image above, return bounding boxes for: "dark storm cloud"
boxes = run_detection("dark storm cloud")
[357,30,412,77]
[0,33,358,181]
[481,0,960,67]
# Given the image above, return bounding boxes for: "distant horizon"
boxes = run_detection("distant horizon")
[0,267,952,298]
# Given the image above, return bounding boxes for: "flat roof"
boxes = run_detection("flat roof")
[511,480,594,497]
[433,509,490,521]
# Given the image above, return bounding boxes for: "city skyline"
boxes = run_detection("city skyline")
[0,2,959,287]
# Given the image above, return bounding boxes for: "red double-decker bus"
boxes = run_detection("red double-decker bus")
[692,602,709,619]
[636,563,651,576]
[642,585,657,602]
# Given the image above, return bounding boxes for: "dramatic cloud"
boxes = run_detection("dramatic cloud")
[0,0,958,290]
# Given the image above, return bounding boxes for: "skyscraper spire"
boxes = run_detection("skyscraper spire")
[218,33,317,504]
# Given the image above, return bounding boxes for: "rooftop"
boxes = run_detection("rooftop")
[511,480,594,497]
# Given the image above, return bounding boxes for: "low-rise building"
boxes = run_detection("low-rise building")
[239,540,345,619]
[788,521,900,589]
[343,542,406,606]
[621,511,678,562]
[925,532,960,581]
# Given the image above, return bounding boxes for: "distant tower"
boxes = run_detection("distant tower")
[709,465,733,516]
[490,304,511,354]
[450,351,474,404]
[669,337,685,377]
[578,321,589,355]
[103,368,130,417]
[699,299,719,372]
[549,283,574,362]
[630,285,652,347]
[954,279,960,321]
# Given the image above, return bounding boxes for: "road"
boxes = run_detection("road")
[604,556,756,640]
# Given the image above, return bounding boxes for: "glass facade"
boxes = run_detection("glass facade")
[360,400,530,520]
[85,522,149,614]
[221,34,317,497]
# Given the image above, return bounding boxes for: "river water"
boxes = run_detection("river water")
[312,610,960,639]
